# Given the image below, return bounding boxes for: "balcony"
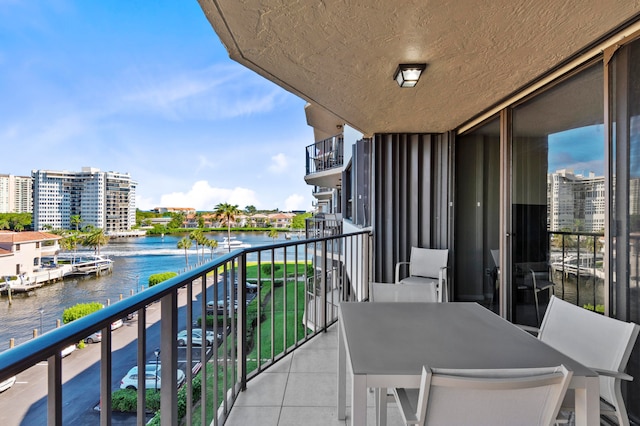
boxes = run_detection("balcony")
[312,186,333,200]
[0,231,371,425]
[304,136,343,189]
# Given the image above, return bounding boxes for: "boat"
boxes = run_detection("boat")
[217,237,252,251]
[1,273,43,294]
[46,254,114,276]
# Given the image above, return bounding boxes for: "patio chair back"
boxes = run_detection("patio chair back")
[369,282,437,303]
[538,295,640,425]
[395,247,449,302]
[392,365,572,426]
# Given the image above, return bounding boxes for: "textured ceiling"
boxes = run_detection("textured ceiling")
[198,0,640,136]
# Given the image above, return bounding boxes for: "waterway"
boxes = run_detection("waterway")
[0,231,289,349]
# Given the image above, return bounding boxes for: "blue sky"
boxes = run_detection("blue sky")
[548,124,605,176]
[0,1,314,212]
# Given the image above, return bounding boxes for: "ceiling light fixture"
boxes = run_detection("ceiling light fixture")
[394,63,427,88]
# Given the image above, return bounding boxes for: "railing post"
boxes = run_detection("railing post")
[100,325,112,426]
[137,308,147,426]
[238,253,247,391]
[47,352,62,426]
[321,240,327,331]
[160,290,178,426]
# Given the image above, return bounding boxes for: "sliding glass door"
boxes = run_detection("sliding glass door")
[510,63,604,326]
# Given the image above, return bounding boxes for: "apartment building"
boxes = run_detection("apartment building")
[548,170,606,232]
[0,174,33,213]
[32,167,137,234]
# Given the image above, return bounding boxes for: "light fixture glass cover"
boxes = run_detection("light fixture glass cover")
[394,63,427,88]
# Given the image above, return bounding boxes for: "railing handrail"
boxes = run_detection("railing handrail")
[0,230,369,383]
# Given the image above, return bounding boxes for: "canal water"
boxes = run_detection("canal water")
[0,231,283,348]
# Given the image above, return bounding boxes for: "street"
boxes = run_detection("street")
[0,278,219,425]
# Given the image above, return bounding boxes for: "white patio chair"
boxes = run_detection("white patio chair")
[516,261,555,326]
[369,282,437,303]
[395,247,449,302]
[390,364,572,426]
[522,296,640,426]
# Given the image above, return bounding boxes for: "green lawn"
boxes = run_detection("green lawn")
[190,261,312,425]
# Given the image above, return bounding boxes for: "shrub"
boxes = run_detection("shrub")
[111,389,161,413]
[261,263,283,275]
[62,302,103,324]
[148,272,178,287]
[583,303,605,314]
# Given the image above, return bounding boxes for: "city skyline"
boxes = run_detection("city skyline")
[0,1,315,213]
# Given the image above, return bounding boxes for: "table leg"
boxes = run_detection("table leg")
[352,374,367,426]
[573,376,599,426]
[377,388,388,426]
[338,324,346,420]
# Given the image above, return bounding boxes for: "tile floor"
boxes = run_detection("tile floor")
[223,324,406,426]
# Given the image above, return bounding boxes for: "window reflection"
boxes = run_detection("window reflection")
[511,64,604,325]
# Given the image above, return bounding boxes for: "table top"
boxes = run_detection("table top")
[339,302,596,378]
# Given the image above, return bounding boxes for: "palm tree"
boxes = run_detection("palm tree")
[189,230,203,263]
[206,238,218,258]
[70,215,82,231]
[213,203,241,252]
[267,228,279,242]
[83,228,109,256]
[177,237,192,268]
[60,232,80,263]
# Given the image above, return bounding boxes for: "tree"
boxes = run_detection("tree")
[245,205,257,214]
[213,203,241,252]
[189,230,203,263]
[0,219,9,230]
[206,238,218,258]
[267,228,279,242]
[177,237,192,268]
[167,212,186,229]
[83,228,109,256]
[291,213,312,229]
[60,233,80,262]
[70,215,82,231]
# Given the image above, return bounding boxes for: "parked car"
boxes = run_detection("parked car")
[61,344,76,358]
[176,328,215,346]
[84,330,102,344]
[111,319,124,330]
[0,376,16,393]
[206,299,238,315]
[119,364,185,391]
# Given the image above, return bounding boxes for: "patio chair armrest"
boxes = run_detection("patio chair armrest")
[395,261,410,283]
[591,367,634,381]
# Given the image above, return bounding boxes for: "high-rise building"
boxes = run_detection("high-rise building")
[32,167,137,233]
[0,174,33,213]
[548,169,605,232]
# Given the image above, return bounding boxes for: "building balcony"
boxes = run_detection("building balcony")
[312,186,333,200]
[0,231,371,425]
[304,136,343,189]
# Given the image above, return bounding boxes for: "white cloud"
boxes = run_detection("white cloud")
[119,64,284,121]
[283,194,308,211]
[156,180,261,211]
[268,153,288,174]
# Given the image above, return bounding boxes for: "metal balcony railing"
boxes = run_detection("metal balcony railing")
[305,136,344,175]
[305,214,343,239]
[0,231,371,425]
[547,230,605,310]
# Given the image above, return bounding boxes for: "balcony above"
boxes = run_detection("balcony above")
[312,186,333,200]
[304,136,343,188]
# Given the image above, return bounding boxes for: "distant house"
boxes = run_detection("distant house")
[152,207,196,215]
[0,231,61,277]
[268,213,295,228]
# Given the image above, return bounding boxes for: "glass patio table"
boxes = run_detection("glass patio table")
[337,302,600,426]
